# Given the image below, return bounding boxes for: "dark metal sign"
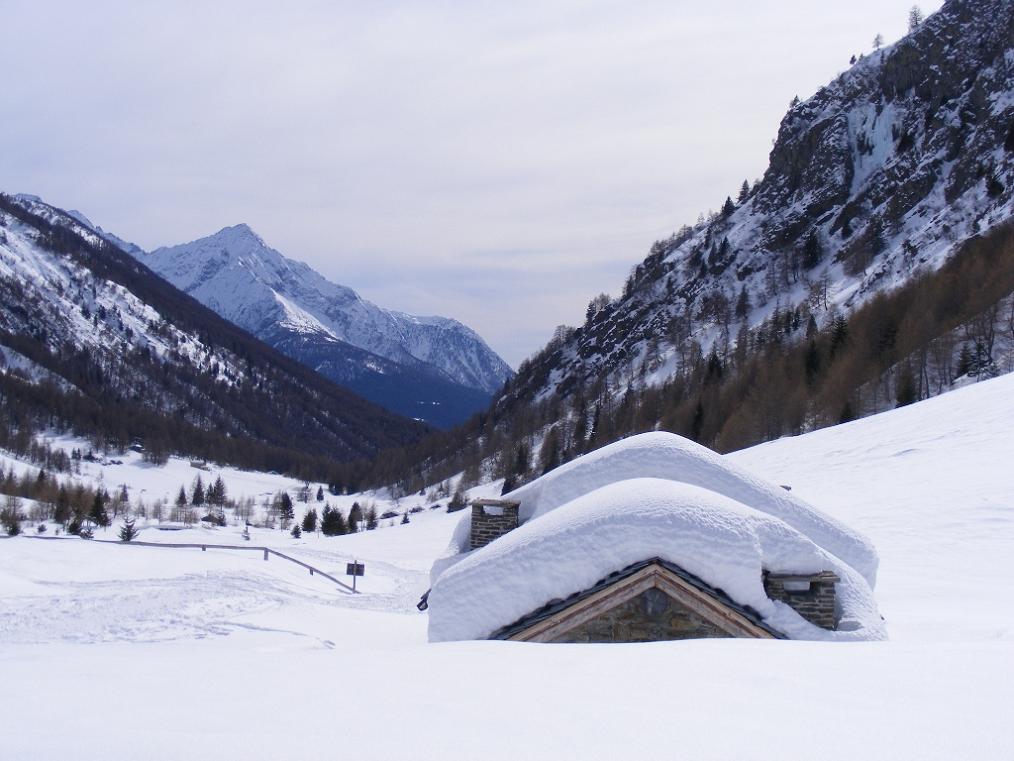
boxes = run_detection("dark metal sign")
[346,561,365,593]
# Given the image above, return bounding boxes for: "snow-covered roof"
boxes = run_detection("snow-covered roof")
[428,432,884,642]
[428,477,884,643]
[438,432,878,587]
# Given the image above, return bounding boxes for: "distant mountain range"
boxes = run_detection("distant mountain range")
[0,193,429,479]
[136,224,513,428]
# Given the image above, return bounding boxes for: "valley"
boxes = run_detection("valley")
[2,373,1012,759]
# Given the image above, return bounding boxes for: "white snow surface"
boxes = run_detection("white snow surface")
[428,478,882,642]
[2,373,1014,759]
[439,431,878,587]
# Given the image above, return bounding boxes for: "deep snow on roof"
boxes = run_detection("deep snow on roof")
[428,478,884,643]
[440,431,878,588]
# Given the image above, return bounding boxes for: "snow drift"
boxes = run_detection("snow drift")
[427,478,884,642]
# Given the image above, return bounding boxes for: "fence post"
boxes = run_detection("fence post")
[263,548,268,561]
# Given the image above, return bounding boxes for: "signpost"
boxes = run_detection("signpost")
[346,560,365,593]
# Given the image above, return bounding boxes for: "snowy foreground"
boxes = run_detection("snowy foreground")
[3,377,1014,760]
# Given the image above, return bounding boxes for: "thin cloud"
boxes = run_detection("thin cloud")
[3,0,941,365]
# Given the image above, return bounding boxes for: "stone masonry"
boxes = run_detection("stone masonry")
[550,587,733,643]
[469,500,520,550]
[763,571,839,630]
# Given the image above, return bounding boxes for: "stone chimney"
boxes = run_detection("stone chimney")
[469,499,520,550]
[763,571,839,630]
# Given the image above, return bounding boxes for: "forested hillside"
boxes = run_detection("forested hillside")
[0,194,428,485]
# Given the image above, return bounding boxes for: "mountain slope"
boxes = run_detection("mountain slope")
[367,0,1014,494]
[3,369,1014,761]
[0,193,429,477]
[504,0,1013,406]
[136,225,512,427]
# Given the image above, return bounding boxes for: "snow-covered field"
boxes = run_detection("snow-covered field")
[3,376,1014,759]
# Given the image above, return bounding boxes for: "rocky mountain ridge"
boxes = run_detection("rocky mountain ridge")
[502,0,1013,408]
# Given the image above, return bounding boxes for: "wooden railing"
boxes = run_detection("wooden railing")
[7,535,356,594]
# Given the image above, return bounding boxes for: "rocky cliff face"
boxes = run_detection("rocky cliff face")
[502,0,1014,407]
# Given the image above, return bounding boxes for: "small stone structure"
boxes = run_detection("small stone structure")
[763,571,839,630]
[469,499,520,550]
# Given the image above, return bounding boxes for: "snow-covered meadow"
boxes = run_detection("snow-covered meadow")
[2,374,1014,759]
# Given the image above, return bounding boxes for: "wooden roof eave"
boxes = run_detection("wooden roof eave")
[495,559,783,642]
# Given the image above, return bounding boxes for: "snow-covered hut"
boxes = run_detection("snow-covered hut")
[426,432,884,643]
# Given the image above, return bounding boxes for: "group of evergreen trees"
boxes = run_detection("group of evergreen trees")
[0,464,117,537]
[305,501,378,536]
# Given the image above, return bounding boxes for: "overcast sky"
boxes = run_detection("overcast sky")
[4,0,941,366]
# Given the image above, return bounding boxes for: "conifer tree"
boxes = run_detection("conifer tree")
[302,507,318,533]
[365,505,378,530]
[829,315,850,358]
[191,475,205,507]
[278,491,294,528]
[207,476,227,506]
[908,6,924,32]
[118,517,138,542]
[89,491,110,528]
[347,502,363,532]
[175,485,188,507]
[738,179,750,203]
[54,486,71,525]
[316,486,324,502]
[320,505,347,536]
[540,425,561,475]
[291,523,302,538]
[401,512,410,525]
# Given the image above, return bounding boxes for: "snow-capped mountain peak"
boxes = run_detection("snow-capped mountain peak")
[142,226,513,399]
